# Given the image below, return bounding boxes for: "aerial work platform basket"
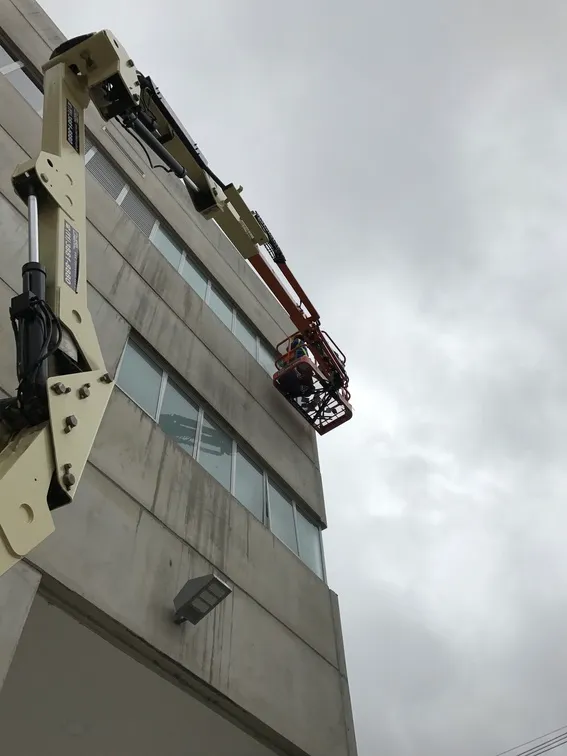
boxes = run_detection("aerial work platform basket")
[273,334,353,435]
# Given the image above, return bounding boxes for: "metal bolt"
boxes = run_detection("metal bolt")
[126,58,134,67]
[52,382,66,395]
[64,415,78,433]
[99,373,112,384]
[78,383,91,399]
[62,463,75,489]
[133,93,140,102]
[40,173,48,183]
[62,473,76,489]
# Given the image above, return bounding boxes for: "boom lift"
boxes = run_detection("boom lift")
[0,30,353,579]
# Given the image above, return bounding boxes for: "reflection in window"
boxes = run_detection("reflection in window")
[296,510,323,577]
[268,482,298,555]
[198,414,233,489]
[235,450,264,522]
[158,382,199,455]
[208,287,233,330]
[180,257,208,300]
[152,224,182,270]
[116,341,162,417]
[234,315,257,357]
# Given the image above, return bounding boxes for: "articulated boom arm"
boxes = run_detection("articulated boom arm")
[124,68,352,414]
[0,29,352,578]
[70,31,351,405]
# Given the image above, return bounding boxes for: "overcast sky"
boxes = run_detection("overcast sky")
[37,2,567,754]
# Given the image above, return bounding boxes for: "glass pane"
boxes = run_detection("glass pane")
[180,256,208,299]
[152,224,182,270]
[158,381,199,455]
[86,150,126,200]
[234,315,257,357]
[268,481,298,554]
[116,341,162,418]
[120,189,156,237]
[296,510,324,577]
[208,287,233,329]
[5,68,43,114]
[258,341,276,374]
[198,415,232,490]
[0,46,15,69]
[235,450,264,522]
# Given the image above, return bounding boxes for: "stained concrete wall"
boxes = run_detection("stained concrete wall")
[0,2,358,755]
[0,562,40,689]
[0,595,277,756]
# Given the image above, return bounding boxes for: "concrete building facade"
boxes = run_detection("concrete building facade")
[0,2,358,754]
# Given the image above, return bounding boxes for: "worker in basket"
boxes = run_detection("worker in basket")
[276,337,315,401]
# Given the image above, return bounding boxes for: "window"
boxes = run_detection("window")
[258,341,276,374]
[5,67,43,114]
[235,450,265,521]
[86,150,127,201]
[0,46,13,69]
[234,314,257,358]
[296,510,324,578]
[0,43,43,115]
[115,338,325,576]
[158,382,199,455]
[268,481,298,555]
[2,45,278,370]
[208,287,233,330]
[151,224,183,270]
[83,138,279,373]
[120,189,156,237]
[117,341,162,417]
[198,414,233,490]
[180,256,208,300]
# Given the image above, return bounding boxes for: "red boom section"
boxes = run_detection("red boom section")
[248,254,352,434]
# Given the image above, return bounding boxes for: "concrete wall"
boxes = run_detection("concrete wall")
[0,595,277,756]
[0,2,358,755]
[0,562,40,689]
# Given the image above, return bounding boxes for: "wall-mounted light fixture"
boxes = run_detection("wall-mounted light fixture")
[173,574,232,625]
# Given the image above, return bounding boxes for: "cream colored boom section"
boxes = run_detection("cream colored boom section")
[139,84,268,259]
[0,33,130,577]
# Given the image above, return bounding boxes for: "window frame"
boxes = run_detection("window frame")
[115,337,325,578]
[0,38,43,114]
